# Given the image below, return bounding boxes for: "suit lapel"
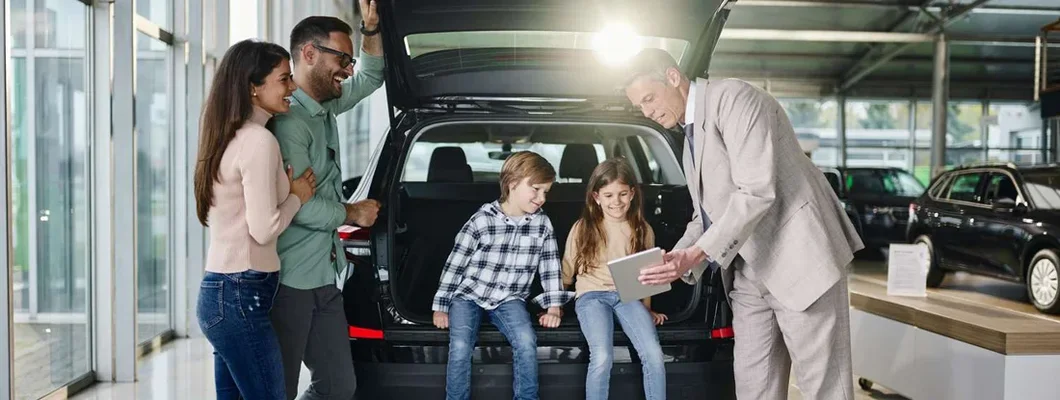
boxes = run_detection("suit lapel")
[692,78,711,214]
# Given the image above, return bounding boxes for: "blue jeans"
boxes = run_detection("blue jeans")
[576,291,666,400]
[446,298,538,400]
[197,270,285,400]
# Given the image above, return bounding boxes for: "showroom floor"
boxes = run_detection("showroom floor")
[69,336,904,400]
[69,259,916,400]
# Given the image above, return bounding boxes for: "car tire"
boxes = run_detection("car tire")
[914,235,946,288]
[1026,249,1060,314]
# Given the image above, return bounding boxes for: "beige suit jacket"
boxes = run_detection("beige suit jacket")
[676,78,864,312]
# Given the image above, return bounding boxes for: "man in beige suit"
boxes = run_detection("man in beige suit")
[623,49,864,399]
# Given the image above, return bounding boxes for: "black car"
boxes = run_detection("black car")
[908,164,1060,313]
[837,167,925,252]
[338,1,736,398]
[820,167,863,239]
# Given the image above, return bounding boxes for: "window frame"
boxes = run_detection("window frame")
[935,170,997,208]
[396,122,685,186]
[983,171,1026,206]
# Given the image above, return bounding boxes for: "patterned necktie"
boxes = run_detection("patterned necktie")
[684,123,711,234]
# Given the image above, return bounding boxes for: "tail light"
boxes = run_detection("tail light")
[711,327,735,339]
[710,269,734,340]
[338,226,371,256]
[348,325,384,340]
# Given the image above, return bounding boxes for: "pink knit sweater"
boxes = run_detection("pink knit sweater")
[204,106,301,273]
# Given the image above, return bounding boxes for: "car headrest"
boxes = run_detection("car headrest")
[559,144,599,182]
[997,177,1018,199]
[427,146,473,182]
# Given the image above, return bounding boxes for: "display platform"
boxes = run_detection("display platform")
[848,267,1060,400]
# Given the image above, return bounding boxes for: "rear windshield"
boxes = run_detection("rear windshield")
[1021,170,1060,209]
[845,169,925,197]
[405,30,689,73]
[401,123,683,185]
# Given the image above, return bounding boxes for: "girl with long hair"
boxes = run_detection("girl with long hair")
[193,39,315,400]
[562,158,668,400]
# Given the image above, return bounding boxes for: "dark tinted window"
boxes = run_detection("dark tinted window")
[846,169,925,197]
[823,171,842,196]
[946,173,985,203]
[929,175,952,198]
[983,173,1020,205]
[1021,169,1060,209]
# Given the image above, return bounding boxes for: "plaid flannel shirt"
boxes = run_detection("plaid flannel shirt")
[431,201,575,313]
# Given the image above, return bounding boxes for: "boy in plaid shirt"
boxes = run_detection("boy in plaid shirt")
[431,151,574,400]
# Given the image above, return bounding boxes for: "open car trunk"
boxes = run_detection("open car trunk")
[376,0,729,111]
[381,118,705,329]
[348,0,734,341]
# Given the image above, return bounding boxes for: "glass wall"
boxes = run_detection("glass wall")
[135,32,174,343]
[845,100,912,172]
[783,97,1047,186]
[228,0,261,43]
[9,0,93,397]
[137,0,172,30]
[779,98,839,167]
[987,103,1044,165]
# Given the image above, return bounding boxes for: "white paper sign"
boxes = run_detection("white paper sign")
[887,244,930,297]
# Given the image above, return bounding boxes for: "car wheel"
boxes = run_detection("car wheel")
[914,235,946,288]
[1027,249,1060,314]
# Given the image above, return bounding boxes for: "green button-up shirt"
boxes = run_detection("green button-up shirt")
[268,53,385,290]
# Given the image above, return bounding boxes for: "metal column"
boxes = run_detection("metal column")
[909,99,917,173]
[1,1,13,398]
[838,96,847,167]
[185,0,206,338]
[930,34,950,178]
[110,0,139,382]
[173,0,190,339]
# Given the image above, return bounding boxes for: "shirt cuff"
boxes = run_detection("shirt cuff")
[431,297,452,313]
[531,290,575,309]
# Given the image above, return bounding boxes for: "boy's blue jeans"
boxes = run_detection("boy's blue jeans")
[576,290,667,400]
[446,297,538,400]
[197,270,285,400]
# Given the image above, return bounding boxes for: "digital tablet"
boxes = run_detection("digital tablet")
[607,247,672,303]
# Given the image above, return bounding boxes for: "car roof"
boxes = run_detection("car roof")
[841,167,905,172]
[944,163,1060,174]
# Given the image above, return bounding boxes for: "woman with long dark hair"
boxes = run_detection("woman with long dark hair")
[193,39,315,400]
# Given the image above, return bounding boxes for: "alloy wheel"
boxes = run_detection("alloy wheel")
[1031,258,1059,307]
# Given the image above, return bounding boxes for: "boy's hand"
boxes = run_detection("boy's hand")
[433,311,449,329]
[649,311,668,326]
[539,307,562,328]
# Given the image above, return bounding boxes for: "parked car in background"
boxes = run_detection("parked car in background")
[820,167,863,238]
[817,167,924,254]
[907,163,1060,313]
[839,167,926,252]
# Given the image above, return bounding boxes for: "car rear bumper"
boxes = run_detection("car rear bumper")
[354,359,736,400]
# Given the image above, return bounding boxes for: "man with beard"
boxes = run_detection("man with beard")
[267,2,383,399]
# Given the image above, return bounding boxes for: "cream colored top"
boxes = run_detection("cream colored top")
[204,105,301,274]
[562,218,656,297]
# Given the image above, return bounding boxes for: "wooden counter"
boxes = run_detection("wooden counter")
[848,274,1060,355]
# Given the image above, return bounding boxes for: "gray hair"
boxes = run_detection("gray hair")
[621,48,684,89]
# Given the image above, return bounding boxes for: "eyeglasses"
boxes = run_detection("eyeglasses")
[312,43,355,69]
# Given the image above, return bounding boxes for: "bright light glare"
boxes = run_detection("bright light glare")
[592,24,642,66]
